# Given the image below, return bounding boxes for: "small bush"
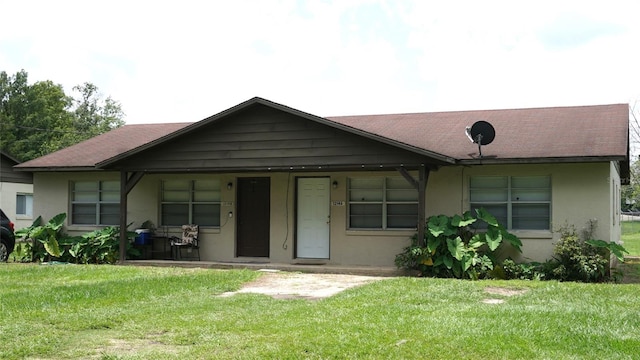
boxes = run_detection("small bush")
[509,220,629,283]
[549,221,611,282]
[489,220,629,283]
[500,259,547,280]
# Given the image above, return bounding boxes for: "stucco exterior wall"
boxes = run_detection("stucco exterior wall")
[33,172,121,235]
[428,162,616,262]
[609,161,622,246]
[0,181,34,229]
[32,161,618,266]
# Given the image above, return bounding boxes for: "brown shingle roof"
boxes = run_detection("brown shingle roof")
[15,100,628,170]
[327,103,629,161]
[16,123,192,170]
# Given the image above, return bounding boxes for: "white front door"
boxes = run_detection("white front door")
[296,177,330,259]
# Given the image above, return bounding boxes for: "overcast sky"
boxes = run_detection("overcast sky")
[2,0,639,125]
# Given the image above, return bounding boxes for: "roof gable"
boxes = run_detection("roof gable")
[1,151,32,183]
[98,97,454,168]
[102,101,445,172]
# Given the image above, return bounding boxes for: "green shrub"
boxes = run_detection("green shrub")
[14,213,139,264]
[395,208,522,279]
[548,221,609,282]
[14,213,67,262]
[64,226,138,264]
[499,259,547,280]
[541,220,628,282]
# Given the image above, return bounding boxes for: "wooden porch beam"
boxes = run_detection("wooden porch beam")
[396,167,419,190]
[396,166,430,247]
[125,171,145,194]
[417,166,429,247]
[119,171,145,263]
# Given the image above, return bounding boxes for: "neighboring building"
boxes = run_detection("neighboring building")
[15,98,629,266]
[1,151,34,229]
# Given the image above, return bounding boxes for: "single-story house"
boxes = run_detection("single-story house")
[15,97,629,267]
[1,151,34,229]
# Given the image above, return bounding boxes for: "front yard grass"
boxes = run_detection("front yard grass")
[622,220,640,256]
[1,264,639,359]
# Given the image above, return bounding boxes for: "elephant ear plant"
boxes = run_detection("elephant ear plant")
[14,213,139,264]
[15,213,67,262]
[67,226,138,264]
[395,208,522,279]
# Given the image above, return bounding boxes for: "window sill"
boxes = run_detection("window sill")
[159,226,221,234]
[345,229,416,237]
[511,230,553,239]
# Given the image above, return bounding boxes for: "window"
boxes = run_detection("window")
[470,176,551,230]
[161,179,221,226]
[71,181,120,225]
[16,193,33,217]
[348,177,418,230]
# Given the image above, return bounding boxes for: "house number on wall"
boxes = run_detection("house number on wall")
[331,201,345,206]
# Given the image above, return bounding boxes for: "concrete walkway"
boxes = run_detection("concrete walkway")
[122,259,405,277]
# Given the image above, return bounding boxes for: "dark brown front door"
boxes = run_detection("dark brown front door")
[236,177,270,257]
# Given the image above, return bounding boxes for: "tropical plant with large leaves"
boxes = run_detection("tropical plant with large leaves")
[15,213,68,260]
[395,208,522,279]
[66,226,138,264]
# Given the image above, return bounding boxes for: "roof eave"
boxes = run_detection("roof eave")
[457,155,628,166]
[13,166,102,172]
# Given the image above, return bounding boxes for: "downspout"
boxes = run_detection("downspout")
[119,171,145,263]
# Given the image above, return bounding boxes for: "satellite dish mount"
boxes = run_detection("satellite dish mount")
[465,120,496,158]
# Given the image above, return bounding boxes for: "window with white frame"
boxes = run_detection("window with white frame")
[348,177,418,230]
[71,181,120,225]
[161,179,221,227]
[16,193,33,217]
[470,176,551,230]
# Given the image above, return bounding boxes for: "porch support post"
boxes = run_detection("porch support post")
[396,166,430,247]
[417,165,429,247]
[119,171,145,263]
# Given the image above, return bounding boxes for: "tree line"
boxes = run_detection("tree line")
[2,69,640,212]
[0,70,125,162]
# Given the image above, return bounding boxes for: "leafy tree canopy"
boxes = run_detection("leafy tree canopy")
[0,69,125,162]
[622,158,640,211]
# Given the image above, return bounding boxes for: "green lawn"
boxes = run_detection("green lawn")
[621,221,640,256]
[1,264,639,359]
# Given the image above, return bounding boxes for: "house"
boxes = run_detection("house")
[15,97,629,267]
[1,151,34,229]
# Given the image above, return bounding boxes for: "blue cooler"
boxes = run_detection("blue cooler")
[135,229,151,245]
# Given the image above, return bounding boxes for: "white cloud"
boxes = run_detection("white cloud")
[2,0,640,124]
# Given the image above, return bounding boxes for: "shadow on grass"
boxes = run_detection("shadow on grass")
[620,257,640,283]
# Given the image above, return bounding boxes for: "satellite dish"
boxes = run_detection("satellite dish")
[469,120,495,145]
[465,120,495,158]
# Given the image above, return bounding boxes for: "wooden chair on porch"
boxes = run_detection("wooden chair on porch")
[170,224,200,261]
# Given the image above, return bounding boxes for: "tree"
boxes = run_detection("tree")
[622,159,640,211]
[0,70,125,162]
[71,82,125,138]
[0,70,73,161]
[623,103,640,211]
